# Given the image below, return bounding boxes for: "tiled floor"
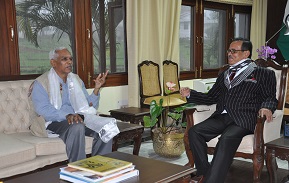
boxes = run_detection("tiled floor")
[118,140,289,169]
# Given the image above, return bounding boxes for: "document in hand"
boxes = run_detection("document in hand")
[68,155,133,176]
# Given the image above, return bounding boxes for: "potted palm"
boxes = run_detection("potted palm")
[143,82,191,158]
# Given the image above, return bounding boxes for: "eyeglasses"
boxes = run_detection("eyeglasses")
[226,49,246,54]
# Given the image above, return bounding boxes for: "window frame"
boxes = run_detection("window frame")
[180,0,251,81]
[0,0,128,87]
[0,0,251,85]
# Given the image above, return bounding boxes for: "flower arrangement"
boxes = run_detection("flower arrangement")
[256,46,277,60]
[143,82,188,134]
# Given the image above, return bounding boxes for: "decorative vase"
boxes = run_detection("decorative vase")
[152,127,185,158]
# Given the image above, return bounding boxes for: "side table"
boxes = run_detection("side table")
[265,137,289,183]
[113,121,144,155]
[109,107,150,125]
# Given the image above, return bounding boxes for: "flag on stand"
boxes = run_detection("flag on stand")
[276,0,289,60]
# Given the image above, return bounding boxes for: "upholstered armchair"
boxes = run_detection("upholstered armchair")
[183,59,288,183]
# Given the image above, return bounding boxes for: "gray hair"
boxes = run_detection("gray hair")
[49,47,69,60]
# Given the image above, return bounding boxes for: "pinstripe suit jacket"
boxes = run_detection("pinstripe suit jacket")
[187,61,278,132]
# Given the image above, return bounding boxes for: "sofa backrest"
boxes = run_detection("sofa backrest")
[0,80,34,134]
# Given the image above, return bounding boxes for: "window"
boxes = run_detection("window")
[179,5,193,72]
[180,0,251,80]
[0,0,127,87]
[16,0,73,75]
[203,8,226,69]
[0,0,251,84]
[234,13,251,39]
[91,0,126,74]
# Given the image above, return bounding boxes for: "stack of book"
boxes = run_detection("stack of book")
[59,155,139,183]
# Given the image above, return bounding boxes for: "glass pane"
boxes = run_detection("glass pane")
[16,0,73,75]
[234,13,251,39]
[203,8,226,69]
[91,0,101,74]
[179,5,193,71]
[113,7,125,72]
[91,0,125,74]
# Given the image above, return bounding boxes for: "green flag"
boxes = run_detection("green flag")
[277,0,289,60]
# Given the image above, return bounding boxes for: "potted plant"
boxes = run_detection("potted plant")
[143,82,191,158]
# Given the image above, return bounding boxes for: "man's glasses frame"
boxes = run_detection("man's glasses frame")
[226,49,247,54]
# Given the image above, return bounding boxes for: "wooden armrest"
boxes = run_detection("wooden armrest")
[183,104,214,129]
[183,108,198,168]
[184,108,197,129]
[253,115,266,152]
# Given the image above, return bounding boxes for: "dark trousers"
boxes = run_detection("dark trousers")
[47,121,112,162]
[188,113,252,183]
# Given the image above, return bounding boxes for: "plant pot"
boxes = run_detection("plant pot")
[152,127,185,158]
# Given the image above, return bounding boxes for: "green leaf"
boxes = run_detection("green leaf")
[143,116,152,127]
[143,115,158,127]
[183,103,197,108]
[165,88,171,95]
[168,112,181,121]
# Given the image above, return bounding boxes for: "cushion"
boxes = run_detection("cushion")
[0,133,35,169]
[207,134,254,154]
[10,132,66,156]
[10,132,94,156]
[0,80,34,134]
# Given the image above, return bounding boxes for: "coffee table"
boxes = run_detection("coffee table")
[265,137,289,183]
[4,151,194,183]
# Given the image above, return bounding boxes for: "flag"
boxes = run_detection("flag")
[277,0,289,60]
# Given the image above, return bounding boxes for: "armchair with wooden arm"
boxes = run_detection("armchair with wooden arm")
[183,59,288,183]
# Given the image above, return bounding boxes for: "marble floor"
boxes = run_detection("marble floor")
[118,140,289,170]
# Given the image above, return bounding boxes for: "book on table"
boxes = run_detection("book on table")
[67,155,133,176]
[59,165,136,183]
[59,167,139,183]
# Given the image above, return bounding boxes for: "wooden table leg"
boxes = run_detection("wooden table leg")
[112,124,144,155]
[266,148,277,183]
[132,128,144,155]
[112,136,119,152]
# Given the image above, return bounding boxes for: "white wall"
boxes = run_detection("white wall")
[87,85,129,115]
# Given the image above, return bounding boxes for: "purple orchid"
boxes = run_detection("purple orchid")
[256,46,278,60]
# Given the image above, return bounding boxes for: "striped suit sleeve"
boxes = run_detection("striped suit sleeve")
[259,69,278,113]
[186,74,223,105]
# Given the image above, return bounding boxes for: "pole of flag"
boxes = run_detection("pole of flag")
[276,0,289,61]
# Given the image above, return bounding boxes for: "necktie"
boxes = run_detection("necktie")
[229,70,236,81]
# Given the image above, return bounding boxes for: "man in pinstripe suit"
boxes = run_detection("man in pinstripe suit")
[180,38,277,183]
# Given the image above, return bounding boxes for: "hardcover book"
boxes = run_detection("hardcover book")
[68,155,133,176]
[59,165,135,183]
[59,169,139,183]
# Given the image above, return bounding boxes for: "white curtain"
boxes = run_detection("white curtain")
[250,0,267,60]
[126,0,181,107]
